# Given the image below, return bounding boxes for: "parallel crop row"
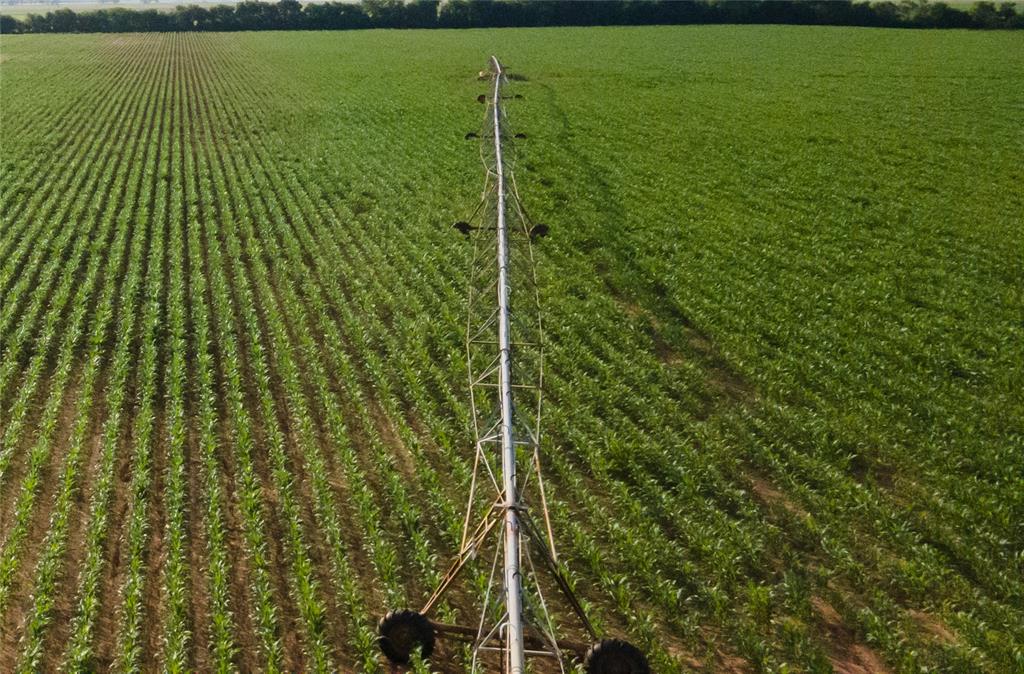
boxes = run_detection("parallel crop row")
[0,39,171,632]
[183,34,383,670]
[61,38,173,672]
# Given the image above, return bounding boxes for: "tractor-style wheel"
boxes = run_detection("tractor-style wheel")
[377,609,435,664]
[584,638,650,674]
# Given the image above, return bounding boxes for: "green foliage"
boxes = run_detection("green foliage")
[0,25,1021,672]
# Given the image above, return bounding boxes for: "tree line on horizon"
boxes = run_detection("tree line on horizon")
[1,0,1022,35]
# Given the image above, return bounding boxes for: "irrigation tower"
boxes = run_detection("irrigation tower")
[377,57,649,674]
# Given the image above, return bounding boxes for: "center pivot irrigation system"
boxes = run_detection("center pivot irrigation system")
[376,58,650,673]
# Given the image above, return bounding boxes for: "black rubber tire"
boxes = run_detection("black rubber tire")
[584,638,650,674]
[377,609,435,664]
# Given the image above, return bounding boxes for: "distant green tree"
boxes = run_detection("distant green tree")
[0,13,24,32]
[48,7,77,30]
[277,0,301,28]
[972,1,1002,26]
[995,1,1023,26]
[437,0,472,28]
[362,0,404,27]
[303,2,370,30]
[174,4,210,30]
[206,4,236,30]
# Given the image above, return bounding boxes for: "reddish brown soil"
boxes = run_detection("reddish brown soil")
[749,476,808,518]
[909,609,958,645]
[813,597,892,674]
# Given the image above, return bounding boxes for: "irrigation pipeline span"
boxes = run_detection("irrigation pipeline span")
[374,57,650,674]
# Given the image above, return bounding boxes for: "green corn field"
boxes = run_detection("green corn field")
[0,25,1021,673]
